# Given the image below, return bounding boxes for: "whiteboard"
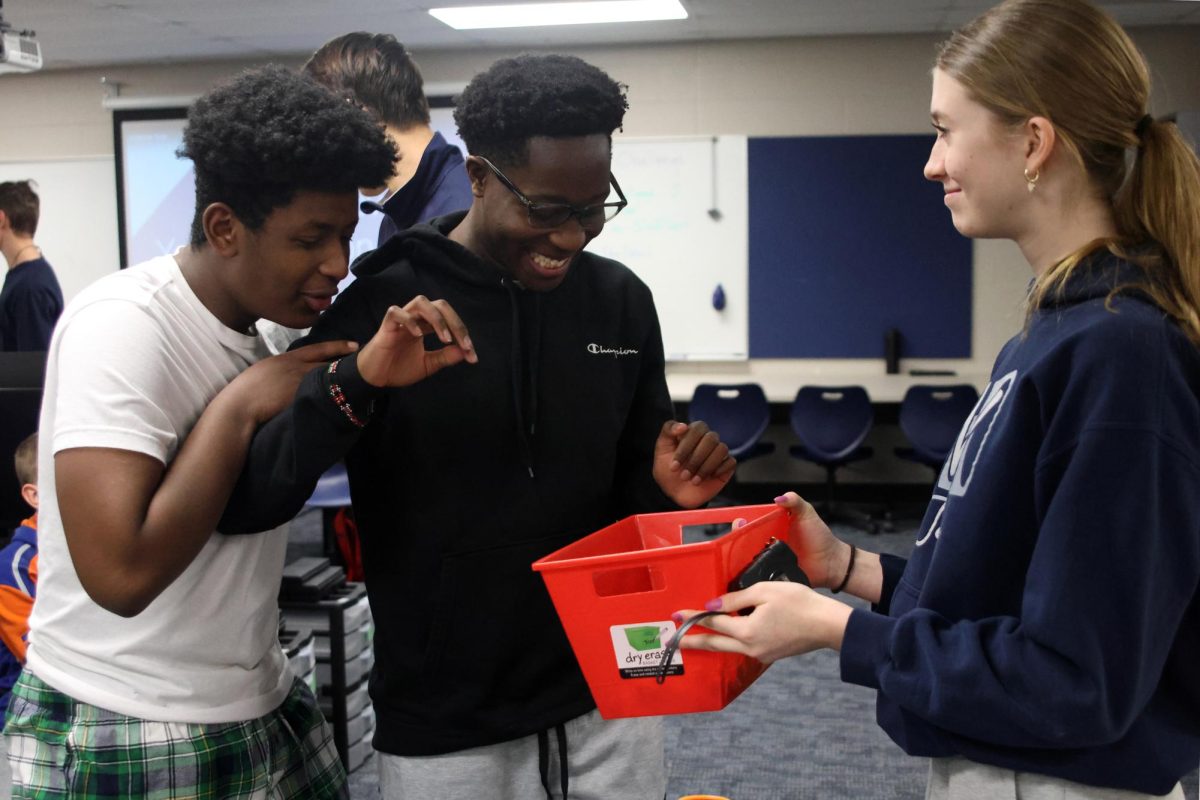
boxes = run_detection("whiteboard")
[595,136,749,361]
[0,157,120,305]
[5,140,750,361]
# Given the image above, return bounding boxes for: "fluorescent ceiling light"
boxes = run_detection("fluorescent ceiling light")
[429,0,688,30]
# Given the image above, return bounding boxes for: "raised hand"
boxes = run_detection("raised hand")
[356,295,478,388]
[652,420,736,508]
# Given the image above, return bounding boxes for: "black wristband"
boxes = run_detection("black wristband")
[831,544,856,594]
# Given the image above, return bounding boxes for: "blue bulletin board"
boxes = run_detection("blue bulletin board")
[747,135,973,358]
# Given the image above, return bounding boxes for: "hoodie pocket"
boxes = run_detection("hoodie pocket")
[418,531,587,721]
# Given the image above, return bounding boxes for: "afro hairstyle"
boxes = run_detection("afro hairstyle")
[453,54,628,168]
[179,64,396,247]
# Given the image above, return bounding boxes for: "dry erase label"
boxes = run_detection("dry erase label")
[610,621,682,680]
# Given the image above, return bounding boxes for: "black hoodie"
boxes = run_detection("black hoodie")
[222,213,678,755]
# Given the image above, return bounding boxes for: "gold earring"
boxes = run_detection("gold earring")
[1024,168,1040,193]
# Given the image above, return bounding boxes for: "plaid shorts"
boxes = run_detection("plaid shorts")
[3,671,347,799]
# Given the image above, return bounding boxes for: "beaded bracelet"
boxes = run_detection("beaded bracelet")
[831,544,856,594]
[327,359,366,429]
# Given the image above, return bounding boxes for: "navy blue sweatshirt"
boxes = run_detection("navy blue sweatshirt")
[221,213,678,755]
[0,257,63,351]
[375,132,472,246]
[841,251,1200,794]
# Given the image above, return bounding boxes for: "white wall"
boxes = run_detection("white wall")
[2,28,1196,392]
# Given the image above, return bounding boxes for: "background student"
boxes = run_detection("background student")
[220,53,735,799]
[0,432,39,800]
[4,65,473,798]
[677,1,1200,798]
[0,181,63,352]
[303,31,473,250]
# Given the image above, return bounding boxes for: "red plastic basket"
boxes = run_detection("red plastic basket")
[532,504,797,719]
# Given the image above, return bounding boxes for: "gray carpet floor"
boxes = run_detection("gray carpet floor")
[288,511,1198,799]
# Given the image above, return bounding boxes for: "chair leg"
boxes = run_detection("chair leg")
[815,465,880,534]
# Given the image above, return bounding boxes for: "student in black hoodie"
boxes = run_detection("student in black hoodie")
[677,1,1200,798]
[222,54,735,799]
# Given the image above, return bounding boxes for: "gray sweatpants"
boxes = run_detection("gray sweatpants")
[927,757,1184,800]
[376,710,665,800]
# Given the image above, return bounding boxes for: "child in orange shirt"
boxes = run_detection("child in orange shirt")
[0,431,37,797]
[0,431,37,721]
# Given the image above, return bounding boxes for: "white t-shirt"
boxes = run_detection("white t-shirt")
[25,254,292,724]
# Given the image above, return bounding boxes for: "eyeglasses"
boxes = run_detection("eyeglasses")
[476,156,628,230]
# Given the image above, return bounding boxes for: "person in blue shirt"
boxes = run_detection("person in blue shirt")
[676,1,1200,798]
[0,181,63,351]
[303,32,473,254]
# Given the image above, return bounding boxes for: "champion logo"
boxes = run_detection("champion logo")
[587,343,639,357]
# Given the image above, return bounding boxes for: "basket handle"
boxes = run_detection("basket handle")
[592,565,664,597]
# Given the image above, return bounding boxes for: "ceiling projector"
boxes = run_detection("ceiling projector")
[0,2,41,75]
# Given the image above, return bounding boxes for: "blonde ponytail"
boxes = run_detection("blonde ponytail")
[1112,119,1200,343]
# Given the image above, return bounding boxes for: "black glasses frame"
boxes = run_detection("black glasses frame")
[475,156,628,230]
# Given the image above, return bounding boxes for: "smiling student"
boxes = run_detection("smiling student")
[219,53,736,799]
[3,65,475,799]
[676,1,1200,798]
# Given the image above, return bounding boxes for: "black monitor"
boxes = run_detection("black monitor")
[0,351,46,533]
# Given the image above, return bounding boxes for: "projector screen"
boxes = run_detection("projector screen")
[113,107,191,268]
[113,99,465,270]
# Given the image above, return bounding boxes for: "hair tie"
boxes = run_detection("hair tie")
[1135,114,1154,140]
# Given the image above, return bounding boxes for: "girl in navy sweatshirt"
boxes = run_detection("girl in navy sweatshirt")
[678,0,1200,797]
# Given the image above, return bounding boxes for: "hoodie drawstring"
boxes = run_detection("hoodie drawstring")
[528,293,543,437]
[502,278,537,478]
[537,723,569,799]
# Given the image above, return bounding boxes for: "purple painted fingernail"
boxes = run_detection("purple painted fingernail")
[704,598,723,612]
[671,612,683,624]
[774,494,787,503]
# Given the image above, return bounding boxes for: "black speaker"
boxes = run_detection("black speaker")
[884,328,901,374]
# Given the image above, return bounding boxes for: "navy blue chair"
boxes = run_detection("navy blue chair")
[687,383,774,514]
[788,386,878,533]
[687,383,775,462]
[895,384,980,477]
